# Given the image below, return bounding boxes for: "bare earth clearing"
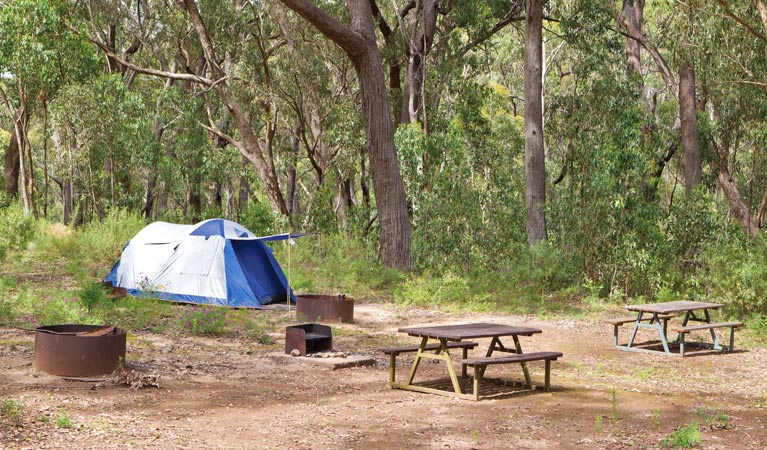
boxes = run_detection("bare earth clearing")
[1,302,766,449]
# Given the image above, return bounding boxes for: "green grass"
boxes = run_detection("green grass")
[0,398,24,424]
[659,421,701,448]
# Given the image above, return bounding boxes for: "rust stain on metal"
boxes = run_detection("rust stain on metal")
[33,324,126,377]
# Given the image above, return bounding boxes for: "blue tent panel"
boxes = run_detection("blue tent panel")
[231,240,295,304]
[190,219,225,237]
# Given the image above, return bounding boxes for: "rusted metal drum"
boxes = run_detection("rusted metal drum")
[33,325,127,377]
[295,294,354,323]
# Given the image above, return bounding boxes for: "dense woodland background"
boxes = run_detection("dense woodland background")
[2,0,767,321]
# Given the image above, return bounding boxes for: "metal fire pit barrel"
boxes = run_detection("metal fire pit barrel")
[33,324,127,377]
[295,294,354,323]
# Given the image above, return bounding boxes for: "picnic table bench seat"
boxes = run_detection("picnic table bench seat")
[460,351,563,400]
[606,314,675,326]
[380,341,479,383]
[608,313,674,346]
[672,321,743,356]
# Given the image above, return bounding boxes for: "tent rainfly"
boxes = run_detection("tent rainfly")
[104,219,299,307]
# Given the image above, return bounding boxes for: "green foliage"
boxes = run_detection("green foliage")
[34,209,146,279]
[697,234,767,315]
[77,282,111,315]
[177,305,228,336]
[238,199,286,237]
[0,201,37,262]
[660,421,701,449]
[690,402,737,430]
[0,398,24,424]
[55,408,73,429]
[232,311,274,344]
[278,232,402,296]
[0,296,14,325]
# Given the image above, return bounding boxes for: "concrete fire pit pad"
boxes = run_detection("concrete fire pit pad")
[267,352,376,370]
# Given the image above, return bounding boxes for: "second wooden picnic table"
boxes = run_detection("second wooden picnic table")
[616,300,742,356]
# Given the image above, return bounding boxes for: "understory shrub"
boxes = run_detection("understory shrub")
[697,232,767,316]
[0,200,37,261]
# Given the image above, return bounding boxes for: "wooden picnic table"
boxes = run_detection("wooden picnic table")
[392,323,546,400]
[616,301,741,356]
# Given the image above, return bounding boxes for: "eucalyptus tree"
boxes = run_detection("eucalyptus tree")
[276,0,412,270]
[0,0,99,216]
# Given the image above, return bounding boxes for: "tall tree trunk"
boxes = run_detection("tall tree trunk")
[679,61,701,196]
[524,0,547,244]
[278,0,412,270]
[3,131,19,198]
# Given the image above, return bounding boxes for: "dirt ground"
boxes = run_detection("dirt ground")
[1,302,766,450]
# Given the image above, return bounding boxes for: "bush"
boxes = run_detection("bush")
[0,200,37,261]
[78,282,113,315]
[697,233,767,316]
[0,398,24,424]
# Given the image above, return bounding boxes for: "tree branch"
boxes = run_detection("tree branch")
[277,0,366,56]
[716,0,767,44]
[615,13,677,98]
[459,11,525,57]
[69,23,214,86]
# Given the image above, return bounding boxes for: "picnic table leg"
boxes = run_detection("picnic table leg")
[544,360,551,391]
[472,367,481,401]
[477,336,503,379]
[389,352,397,384]
[512,335,534,389]
[728,326,735,352]
[405,336,429,385]
[652,313,672,354]
[627,312,644,348]
[704,309,722,350]
[461,347,469,378]
[679,332,686,356]
[438,338,464,396]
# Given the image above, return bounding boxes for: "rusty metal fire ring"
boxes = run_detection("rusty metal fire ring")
[33,324,127,377]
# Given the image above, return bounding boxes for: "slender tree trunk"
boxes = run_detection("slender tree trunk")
[400,0,438,125]
[238,155,251,213]
[623,0,644,80]
[3,131,19,198]
[524,0,547,244]
[287,131,299,215]
[716,167,757,236]
[360,148,370,208]
[679,61,701,196]
[15,109,32,214]
[42,100,49,217]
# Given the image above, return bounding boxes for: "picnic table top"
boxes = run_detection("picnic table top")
[398,322,542,341]
[625,300,723,314]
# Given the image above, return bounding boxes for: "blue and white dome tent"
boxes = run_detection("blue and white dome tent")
[104,219,302,307]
